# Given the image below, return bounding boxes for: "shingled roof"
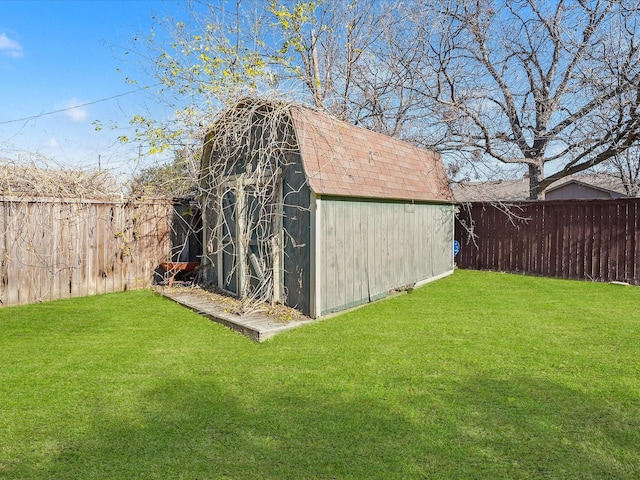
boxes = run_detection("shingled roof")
[451,172,635,202]
[289,105,453,203]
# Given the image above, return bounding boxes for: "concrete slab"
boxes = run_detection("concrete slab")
[156,287,319,342]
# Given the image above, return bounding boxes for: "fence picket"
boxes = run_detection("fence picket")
[455,199,640,286]
[0,197,174,307]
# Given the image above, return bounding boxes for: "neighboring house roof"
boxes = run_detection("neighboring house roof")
[289,105,453,203]
[545,173,628,199]
[452,173,633,202]
[451,178,529,202]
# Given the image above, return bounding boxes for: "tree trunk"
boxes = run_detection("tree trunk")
[528,163,545,200]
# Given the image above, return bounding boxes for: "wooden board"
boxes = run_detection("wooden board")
[320,197,455,315]
[455,199,640,285]
[0,198,173,307]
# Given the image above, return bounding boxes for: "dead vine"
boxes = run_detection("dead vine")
[0,156,176,306]
[199,99,302,314]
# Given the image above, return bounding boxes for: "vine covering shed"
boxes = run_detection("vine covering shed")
[199,99,454,317]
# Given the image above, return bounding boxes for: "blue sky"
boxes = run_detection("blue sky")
[0,0,185,174]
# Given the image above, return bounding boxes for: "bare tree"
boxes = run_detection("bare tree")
[121,0,640,202]
[417,0,640,199]
[121,0,441,153]
[601,148,640,196]
[270,1,434,138]
[128,147,200,198]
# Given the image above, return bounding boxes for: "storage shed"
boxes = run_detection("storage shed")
[199,100,454,317]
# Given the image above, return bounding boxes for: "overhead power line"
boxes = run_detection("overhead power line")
[0,86,158,126]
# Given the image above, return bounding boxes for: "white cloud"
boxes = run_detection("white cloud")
[64,98,88,122]
[0,33,23,58]
[45,137,60,148]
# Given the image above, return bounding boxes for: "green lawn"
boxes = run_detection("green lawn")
[0,270,639,479]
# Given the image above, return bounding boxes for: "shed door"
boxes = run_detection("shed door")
[217,175,283,304]
[220,189,238,295]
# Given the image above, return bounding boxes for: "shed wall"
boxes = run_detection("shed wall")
[282,154,312,315]
[318,197,454,316]
[171,201,203,263]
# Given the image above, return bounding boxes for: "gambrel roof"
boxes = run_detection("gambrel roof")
[201,100,453,204]
[290,105,453,203]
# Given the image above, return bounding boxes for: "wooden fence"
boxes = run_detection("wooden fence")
[454,199,640,285]
[0,197,174,306]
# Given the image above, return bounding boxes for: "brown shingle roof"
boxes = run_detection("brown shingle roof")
[451,178,530,202]
[289,106,453,203]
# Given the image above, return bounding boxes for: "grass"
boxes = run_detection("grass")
[0,270,639,479]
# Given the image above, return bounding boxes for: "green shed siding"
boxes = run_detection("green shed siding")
[318,197,454,316]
